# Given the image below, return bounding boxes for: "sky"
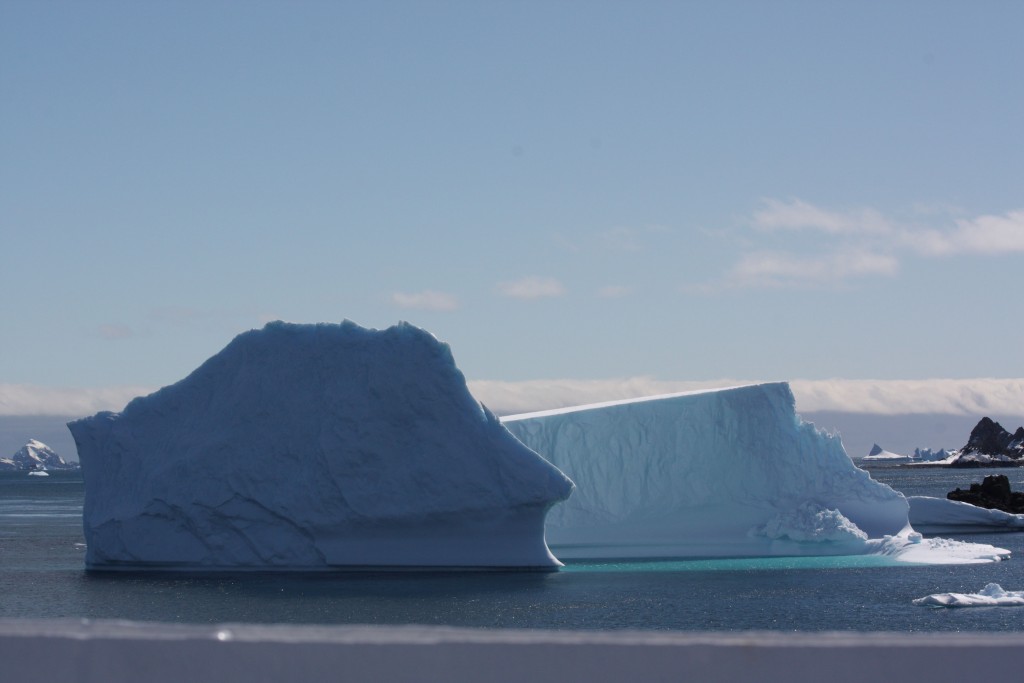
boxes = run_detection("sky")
[2,1,1023,421]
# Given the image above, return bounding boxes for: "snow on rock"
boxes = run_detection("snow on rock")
[0,439,76,471]
[503,383,1009,564]
[913,583,1024,607]
[908,496,1024,533]
[69,321,573,571]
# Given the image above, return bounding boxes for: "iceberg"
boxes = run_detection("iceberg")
[861,445,955,465]
[502,384,1009,564]
[908,496,1024,533]
[861,444,914,463]
[68,321,573,571]
[913,583,1024,607]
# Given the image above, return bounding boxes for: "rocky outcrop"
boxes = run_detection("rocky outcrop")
[947,475,1024,514]
[962,418,1024,459]
[949,418,1024,467]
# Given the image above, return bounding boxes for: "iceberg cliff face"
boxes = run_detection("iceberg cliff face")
[503,384,1006,563]
[69,321,573,570]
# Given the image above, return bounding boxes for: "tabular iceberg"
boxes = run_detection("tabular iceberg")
[69,321,573,571]
[502,384,1009,563]
[908,496,1024,533]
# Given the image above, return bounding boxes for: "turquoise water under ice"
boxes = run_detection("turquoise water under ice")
[2,468,1024,631]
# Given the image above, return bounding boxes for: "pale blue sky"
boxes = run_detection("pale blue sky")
[2,1,1023,409]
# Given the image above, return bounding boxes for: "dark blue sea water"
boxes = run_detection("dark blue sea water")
[3,468,1024,631]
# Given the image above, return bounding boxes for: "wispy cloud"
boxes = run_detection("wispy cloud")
[390,290,459,312]
[471,377,738,415]
[789,378,1024,416]
[497,276,566,300]
[911,210,1024,256]
[0,384,154,416]
[753,198,897,236]
[726,248,899,288]
[5,377,1023,419]
[716,199,1024,289]
[469,377,1024,418]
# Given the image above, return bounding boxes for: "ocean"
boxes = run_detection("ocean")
[2,467,1024,632]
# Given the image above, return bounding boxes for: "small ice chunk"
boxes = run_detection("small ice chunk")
[913,583,1024,607]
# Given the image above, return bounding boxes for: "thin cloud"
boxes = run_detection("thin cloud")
[497,276,566,300]
[5,377,1023,420]
[468,377,1024,418]
[715,199,1024,290]
[726,248,898,288]
[911,210,1024,256]
[789,378,1024,416]
[753,198,896,235]
[390,290,459,312]
[471,377,737,415]
[0,384,154,416]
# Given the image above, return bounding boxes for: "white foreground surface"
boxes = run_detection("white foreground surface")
[2,619,1023,683]
[503,384,1008,564]
[908,496,1024,533]
[913,583,1024,607]
[69,321,572,570]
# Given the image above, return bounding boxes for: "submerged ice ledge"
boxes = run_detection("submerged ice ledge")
[502,383,1009,565]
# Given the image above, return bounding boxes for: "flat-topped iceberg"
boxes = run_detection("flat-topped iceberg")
[503,384,1009,564]
[908,496,1024,533]
[69,321,573,571]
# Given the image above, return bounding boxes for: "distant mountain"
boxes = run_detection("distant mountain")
[0,439,78,471]
[952,418,1024,467]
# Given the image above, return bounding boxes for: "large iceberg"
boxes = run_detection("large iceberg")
[69,321,573,571]
[502,384,1009,564]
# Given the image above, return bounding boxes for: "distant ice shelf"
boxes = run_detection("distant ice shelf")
[502,383,1009,564]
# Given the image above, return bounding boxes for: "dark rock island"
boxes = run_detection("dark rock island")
[947,475,1024,514]
[950,417,1024,467]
